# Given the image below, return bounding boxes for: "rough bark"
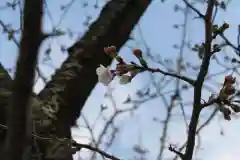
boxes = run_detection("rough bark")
[0,64,12,152]
[38,0,151,137]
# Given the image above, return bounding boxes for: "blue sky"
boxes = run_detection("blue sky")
[1,0,240,159]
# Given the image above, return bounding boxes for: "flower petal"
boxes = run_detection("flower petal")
[96,64,113,86]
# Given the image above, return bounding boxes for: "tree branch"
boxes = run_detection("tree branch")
[72,140,120,160]
[37,0,152,143]
[182,0,205,18]
[144,67,195,86]
[183,0,216,160]
[172,108,218,160]
[169,144,184,160]
[4,0,43,159]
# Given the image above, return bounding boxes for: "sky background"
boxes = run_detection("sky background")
[1,0,240,160]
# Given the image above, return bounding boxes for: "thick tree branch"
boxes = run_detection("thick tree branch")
[38,0,151,141]
[4,0,43,160]
[0,64,12,152]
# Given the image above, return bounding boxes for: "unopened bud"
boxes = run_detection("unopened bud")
[222,23,229,30]
[224,75,235,84]
[133,49,142,57]
[104,46,117,57]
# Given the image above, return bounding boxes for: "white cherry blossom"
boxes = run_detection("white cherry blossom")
[96,64,113,86]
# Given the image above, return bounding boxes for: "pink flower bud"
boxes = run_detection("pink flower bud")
[104,46,116,54]
[133,48,142,57]
[224,75,235,84]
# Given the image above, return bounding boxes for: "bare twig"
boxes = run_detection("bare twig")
[0,123,120,160]
[135,66,195,86]
[0,20,47,83]
[157,6,190,158]
[73,141,120,160]
[169,144,184,159]
[182,0,204,18]
[220,34,240,54]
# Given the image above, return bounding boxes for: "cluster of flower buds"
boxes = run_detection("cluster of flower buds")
[104,45,117,58]
[192,23,229,59]
[217,75,240,120]
[212,23,229,39]
[96,46,149,86]
[219,75,236,101]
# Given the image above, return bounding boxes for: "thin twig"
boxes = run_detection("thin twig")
[182,0,205,18]
[0,123,120,160]
[169,144,184,159]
